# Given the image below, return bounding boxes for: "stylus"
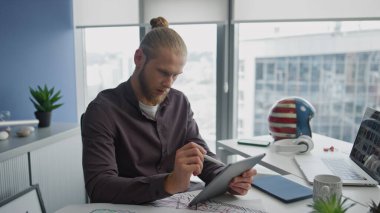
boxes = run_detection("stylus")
[204,155,226,166]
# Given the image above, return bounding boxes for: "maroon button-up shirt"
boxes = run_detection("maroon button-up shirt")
[81,79,224,204]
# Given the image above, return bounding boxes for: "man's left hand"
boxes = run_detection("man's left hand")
[228,168,257,195]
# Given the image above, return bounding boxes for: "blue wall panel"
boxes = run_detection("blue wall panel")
[0,0,77,123]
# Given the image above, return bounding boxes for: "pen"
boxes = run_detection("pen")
[204,155,225,166]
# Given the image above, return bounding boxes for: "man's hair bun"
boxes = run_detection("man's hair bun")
[150,16,169,29]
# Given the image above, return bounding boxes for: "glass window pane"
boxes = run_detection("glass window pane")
[171,24,217,151]
[256,62,264,80]
[83,25,217,150]
[238,21,380,142]
[84,27,139,106]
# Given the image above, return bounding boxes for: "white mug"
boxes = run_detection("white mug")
[313,174,342,202]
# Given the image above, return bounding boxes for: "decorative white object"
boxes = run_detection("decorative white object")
[16,128,32,137]
[26,126,35,132]
[0,131,9,140]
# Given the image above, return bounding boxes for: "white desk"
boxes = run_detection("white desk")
[56,165,369,213]
[252,168,368,213]
[216,134,380,207]
[56,189,367,213]
[55,133,376,213]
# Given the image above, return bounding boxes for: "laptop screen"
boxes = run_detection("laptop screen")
[350,107,380,183]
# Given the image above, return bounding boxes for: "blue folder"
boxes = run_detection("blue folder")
[252,174,312,203]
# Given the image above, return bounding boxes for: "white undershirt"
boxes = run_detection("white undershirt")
[139,102,159,121]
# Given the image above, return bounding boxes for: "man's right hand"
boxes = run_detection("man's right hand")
[164,142,206,194]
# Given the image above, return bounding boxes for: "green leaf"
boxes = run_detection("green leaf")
[308,195,355,213]
[29,84,63,112]
[369,200,380,213]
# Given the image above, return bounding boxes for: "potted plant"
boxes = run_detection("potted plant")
[308,195,355,213]
[29,85,63,127]
[368,200,380,213]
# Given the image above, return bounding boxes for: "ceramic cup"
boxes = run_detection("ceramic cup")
[313,174,342,202]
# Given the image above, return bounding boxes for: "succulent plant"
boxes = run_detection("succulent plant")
[29,84,63,112]
[308,195,355,213]
[369,200,380,213]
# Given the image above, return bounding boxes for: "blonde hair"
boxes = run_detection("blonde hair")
[150,16,169,28]
[140,17,187,60]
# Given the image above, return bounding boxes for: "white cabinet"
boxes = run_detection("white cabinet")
[30,132,85,212]
[0,154,29,201]
[0,124,86,213]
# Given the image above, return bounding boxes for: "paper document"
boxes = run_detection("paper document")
[150,190,267,213]
[90,209,135,213]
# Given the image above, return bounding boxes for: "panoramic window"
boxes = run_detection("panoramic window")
[84,27,139,106]
[171,24,217,150]
[238,21,380,142]
[83,25,217,150]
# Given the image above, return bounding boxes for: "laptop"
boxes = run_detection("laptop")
[295,107,380,186]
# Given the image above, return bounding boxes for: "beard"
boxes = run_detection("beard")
[138,66,169,105]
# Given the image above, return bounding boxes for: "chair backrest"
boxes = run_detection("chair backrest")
[80,113,91,203]
[80,113,84,132]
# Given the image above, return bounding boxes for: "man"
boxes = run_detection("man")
[81,17,256,204]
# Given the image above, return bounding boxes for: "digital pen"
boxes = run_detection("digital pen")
[204,155,225,166]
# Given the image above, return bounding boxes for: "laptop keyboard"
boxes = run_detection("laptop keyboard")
[322,158,366,180]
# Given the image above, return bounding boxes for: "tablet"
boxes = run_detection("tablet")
[188,153,266,206]
[251,174,312,203]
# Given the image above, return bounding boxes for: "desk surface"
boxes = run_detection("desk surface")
[56,193,367,213]
[56,166,369,213]
[56,134,376,213]
[0,123,79,162]
[216,134,380,207]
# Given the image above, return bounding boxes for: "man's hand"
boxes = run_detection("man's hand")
[228,168,257,195]
[164,142,206,194]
